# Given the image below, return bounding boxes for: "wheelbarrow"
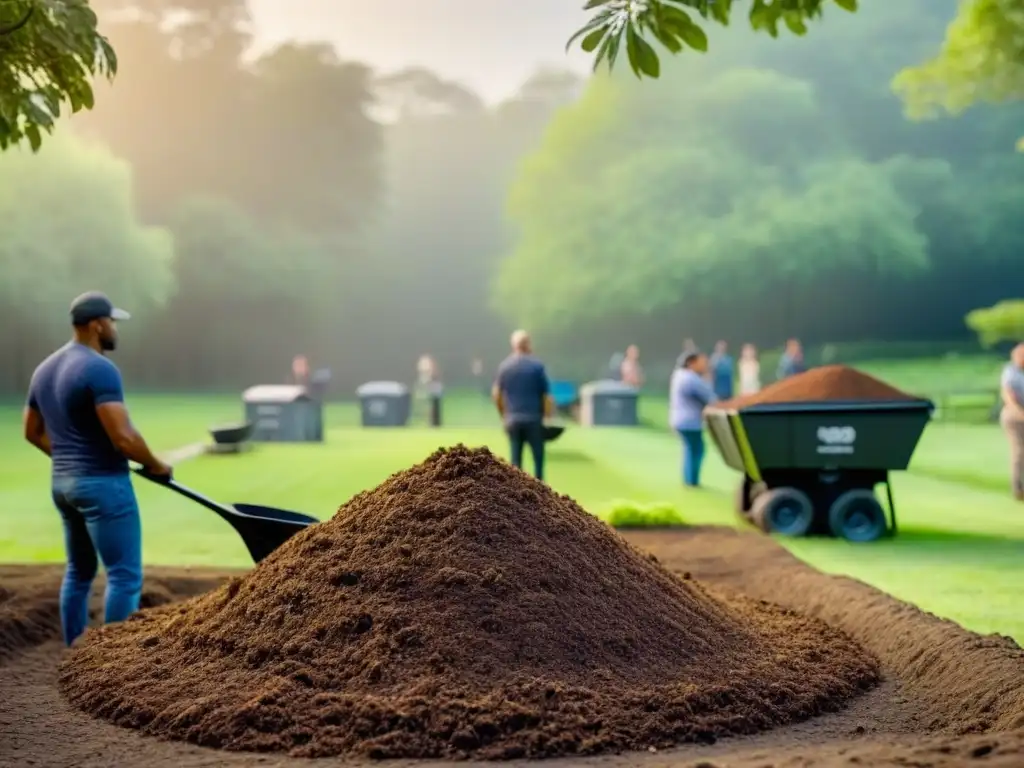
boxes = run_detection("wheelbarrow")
[134,468,318,563]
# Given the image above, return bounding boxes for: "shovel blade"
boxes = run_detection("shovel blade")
[227,504,318,563]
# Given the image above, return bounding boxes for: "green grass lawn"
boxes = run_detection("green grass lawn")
[2,356,1022,644]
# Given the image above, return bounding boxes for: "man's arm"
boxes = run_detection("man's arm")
[90,364,170,474]
[23,404,51,456]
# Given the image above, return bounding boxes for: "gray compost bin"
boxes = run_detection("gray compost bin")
[357,381,411,427]
[579,379,640,427]
[242,385,324,442]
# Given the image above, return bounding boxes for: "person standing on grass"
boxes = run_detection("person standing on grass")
[739,343,762,395]
[670,352,717,488]
[709,340,735,401]
[999,342,1024,501]
[22,291,172,647]
[777,338,807,380]
[620,344,645,389]
[493,330,554,481]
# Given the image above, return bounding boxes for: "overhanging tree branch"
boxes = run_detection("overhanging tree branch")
[0,5,33,36]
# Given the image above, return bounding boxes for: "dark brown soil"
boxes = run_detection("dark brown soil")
[57,447,876,759]
[3,527,1024,767]
[717,364,918,409]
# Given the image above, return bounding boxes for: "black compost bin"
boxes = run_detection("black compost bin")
[705,398,933,542]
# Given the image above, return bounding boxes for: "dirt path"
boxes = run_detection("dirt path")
[2,527,1023,767]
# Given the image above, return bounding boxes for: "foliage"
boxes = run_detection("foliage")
[568,0,858,80]
[600,499,686,528]
[0,133,173,386]
[493,68,932,337]
[893,0,1024,126]
[965,300,1024,348]
[0,0,116,151]
[74,7,381,230]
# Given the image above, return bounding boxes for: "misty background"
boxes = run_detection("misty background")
[2,0,1022,395]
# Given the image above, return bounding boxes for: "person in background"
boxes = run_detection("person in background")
[739,343,762,395]
[670,352,717,488]
[709,340,734,401]
[620,344,645,389]
[291,354,310,387]
[675,337,698,366]
[415,354,439,422]
[999,343,1024,501]
[777,338,807,380]
[23,291,172,647]
[493,330,554,481]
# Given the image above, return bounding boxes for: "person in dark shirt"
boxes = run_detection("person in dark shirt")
[23,291,172,646]
[709,340,735,400]
[493,330,554,481]
[776,338,808,380]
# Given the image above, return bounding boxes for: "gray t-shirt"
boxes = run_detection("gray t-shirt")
[495,354,550,426]
[1001,364,1024,408]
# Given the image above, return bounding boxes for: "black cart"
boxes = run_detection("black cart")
[704,399,934,542]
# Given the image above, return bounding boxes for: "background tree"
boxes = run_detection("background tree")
[0,0,116,150]
[0,133,174,388]
[893,0,1024,127]
[493,67,931,347]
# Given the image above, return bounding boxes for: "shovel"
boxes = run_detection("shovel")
[134,468,319,563]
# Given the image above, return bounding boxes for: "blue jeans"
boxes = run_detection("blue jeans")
[678,429,705,487]
[507,420,545,481]
[51,473,143,646]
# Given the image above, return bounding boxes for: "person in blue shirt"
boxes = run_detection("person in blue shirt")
[709,340,735,400]
[776,338,807,380]
[669,352,717,487]
[999,343,1024,501]
[493,330,554,481]
[23,291,172,646]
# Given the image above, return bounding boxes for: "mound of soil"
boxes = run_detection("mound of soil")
[59,446,878,759]
[717,364,918,410]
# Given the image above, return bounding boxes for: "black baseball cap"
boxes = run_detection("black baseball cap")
[69,291,131,326]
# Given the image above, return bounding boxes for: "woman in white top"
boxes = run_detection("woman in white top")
[738,343,761,396]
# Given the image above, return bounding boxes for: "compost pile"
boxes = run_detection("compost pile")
[59,446,878,760]
[718,364,918,410]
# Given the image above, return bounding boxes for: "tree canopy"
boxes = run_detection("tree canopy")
[892,0,1024,133]
[493,67,932,339]
[0,0,116,150]
[0,132,173,386]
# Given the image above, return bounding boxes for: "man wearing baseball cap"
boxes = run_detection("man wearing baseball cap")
[23,291,171,646]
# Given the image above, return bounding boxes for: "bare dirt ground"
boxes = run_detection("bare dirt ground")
[2,526,1023,767]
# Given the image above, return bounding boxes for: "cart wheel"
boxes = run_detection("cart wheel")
[751,488,814,537]
[828,490,887,543]
[734,480,765,523]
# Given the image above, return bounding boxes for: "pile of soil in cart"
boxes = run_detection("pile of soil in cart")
[718,364,918,410]
[59,445,879,760]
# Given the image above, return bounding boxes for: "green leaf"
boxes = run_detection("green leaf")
[833,0,858,12]
[25,124,42,152]
[784,14,808,36]
[583,0,612,8]
[580,27,607,53]
[651,26,683,54]
[566,9,612,52]
[678,20,709,52]
[626,24,643,78]
[628,24,661,78]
